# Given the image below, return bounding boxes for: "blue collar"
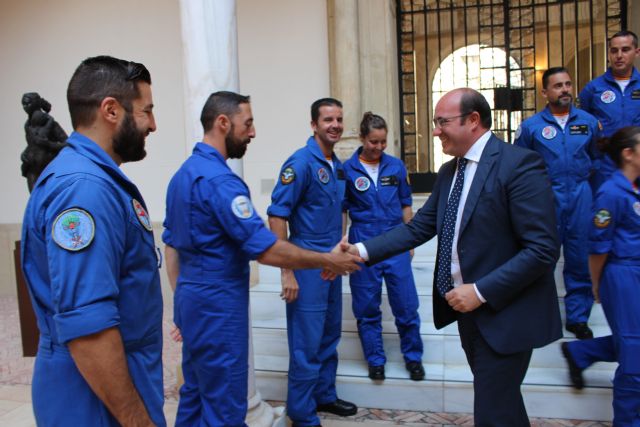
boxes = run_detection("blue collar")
[540,105,578,124]
[604,67,640,85]
[306,136,338,165]
[66,131,145,205]
[194,142,229,168]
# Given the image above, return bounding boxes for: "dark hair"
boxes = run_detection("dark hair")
[200,91,251,133]
[67,55,151,129]
[359,112,387,137]
[609,30,638,48]
[598,126,640,167]
[459,89,492,129]
[542,67,570,88]
[311,98,342,123]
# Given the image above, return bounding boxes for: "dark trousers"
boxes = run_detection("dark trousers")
[458,314,533,427]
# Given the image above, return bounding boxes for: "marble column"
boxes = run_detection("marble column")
[178,1,283,425]
[327,0,401,159]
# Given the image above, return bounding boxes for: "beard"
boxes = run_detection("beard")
[552,93,573,108]
[225,124,249,159]
[113,112,147,163]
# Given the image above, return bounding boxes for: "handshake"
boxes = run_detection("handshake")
[320,236,363,280]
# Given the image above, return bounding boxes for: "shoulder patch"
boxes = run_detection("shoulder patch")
[132,199,153,231]
[281,167,295,185]
[593,209,611,229]
[231,195,254,219]
[633,201,640,216]
[51,208,95,251]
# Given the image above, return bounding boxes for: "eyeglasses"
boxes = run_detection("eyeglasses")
[432,113,471,128]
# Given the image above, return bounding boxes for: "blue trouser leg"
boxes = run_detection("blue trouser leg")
[314,277,342,404]
[559,185,593,325]
[383,252,423,363]
[566,335,616,370]
[350,263,385,366]
[176,286,249,427]
[176,345,202,426]
[286,269,341,426]
[600,264,640,426]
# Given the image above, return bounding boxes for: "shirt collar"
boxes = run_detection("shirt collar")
[463,130,491,163]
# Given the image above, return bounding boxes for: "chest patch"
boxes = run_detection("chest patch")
[569,124,589,135]
[541,126,557,140]
[231,195,254,219]
[317,167,330,184]
[600,90,616,104]
[132,199,153,231]
[355,176,370,191]
[593,209,611,228]
[632,90,640,100]
[52,208,95,251]
[281,167,295,185]
[380,175,399,186]
[634,201,640,216]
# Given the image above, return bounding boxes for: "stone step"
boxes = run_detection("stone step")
[254,365,613,421]
[251,327,616,374]
[251,282,612,332]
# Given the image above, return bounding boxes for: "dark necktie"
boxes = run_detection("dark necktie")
[435,157,467,297]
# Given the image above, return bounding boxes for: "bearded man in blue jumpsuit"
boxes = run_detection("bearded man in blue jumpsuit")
[579,30,640,190]
[560,30,640,392]
[268,98,358,427]
[515,67,600,339]
[163,92,361,427]
[21,56,165,426]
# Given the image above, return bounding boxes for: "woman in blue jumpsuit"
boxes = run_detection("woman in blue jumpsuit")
[343,112,423,381]
[566,126,640,425]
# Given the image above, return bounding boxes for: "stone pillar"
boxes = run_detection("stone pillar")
[327,0,401,159]
[178,0,242,175]
[178,1,282,425]
[327,0,362,160]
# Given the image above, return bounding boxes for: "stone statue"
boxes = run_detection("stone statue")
[20,93,68,192]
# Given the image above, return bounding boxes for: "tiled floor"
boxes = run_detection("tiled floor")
[0,296,611,426]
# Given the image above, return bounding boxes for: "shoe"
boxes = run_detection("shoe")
[368,365,385,380]
[316,398,357,416]
[406,361,425,381]
[566,322,594,340]
[561,342,584,390]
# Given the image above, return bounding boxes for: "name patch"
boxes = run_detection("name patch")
[569,125,589,135]
[632,90,640,100]
[380,175,399,186]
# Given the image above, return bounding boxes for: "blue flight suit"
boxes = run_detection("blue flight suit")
[568,170,640,426]
[163,143,277,427]
[515,106,600,326]
[579,67,640,189]
[21,132,165,427]
[267,136,345,427]
[342,147,422,367]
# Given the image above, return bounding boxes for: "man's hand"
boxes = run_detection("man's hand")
[281,269,299,303]
[445,284,482,312]
[320,235,363,278]
[170,325,182,343]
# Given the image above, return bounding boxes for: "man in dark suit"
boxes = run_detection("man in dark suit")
[342,88,562,426]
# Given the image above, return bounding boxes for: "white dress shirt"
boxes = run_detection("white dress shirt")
[356,130,492,302]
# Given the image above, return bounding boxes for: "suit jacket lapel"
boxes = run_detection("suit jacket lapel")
[459,135,499,235]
